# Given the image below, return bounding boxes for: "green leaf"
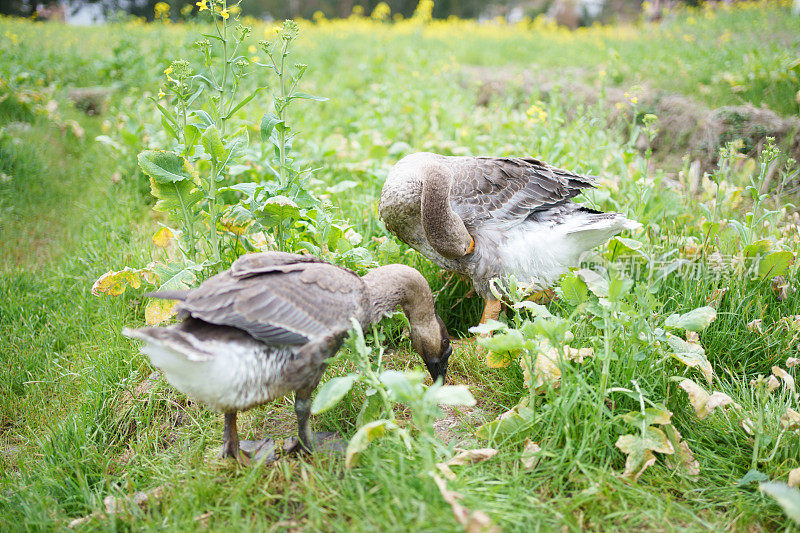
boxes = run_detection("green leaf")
[345,419,397,468]
[183,124,201,151]
[560,273,588,306]
[260,112,281,144]
[423,384,476,406]
[665,306,717,332]
[512,300,553,318]
[738,469,769,486]
[760,482,800,524]
[356,393,383,427]
[311,375,357,414]
[256,196,301,227]
[201,125,227,162]
[575,269,609,297]
[138,150,195,184]
[758,251,794,279]
[152,261,202,292]
[290,92,329,102]
[478,329,526,358]
[468,319,505,336]
[222,86,266,120]
[379,370,417,401]
[149,97,179,128]
[667,334,713,384]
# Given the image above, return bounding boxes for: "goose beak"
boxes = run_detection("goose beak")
[425,344,452,384]
[466,235,475,254]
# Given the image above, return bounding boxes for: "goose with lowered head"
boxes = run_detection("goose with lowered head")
[379,152,640,326]
[123,252,451,464]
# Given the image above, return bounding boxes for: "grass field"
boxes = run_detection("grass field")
[2,1,800,530]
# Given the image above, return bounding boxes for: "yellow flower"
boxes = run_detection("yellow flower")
[163,65,174,81]
[196,0,208,11]
[220,8,230,19]
[158,89,165,98]
[630,96,638,105]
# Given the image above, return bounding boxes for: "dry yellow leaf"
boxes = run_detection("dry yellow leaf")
[679,379,741,419]
[432,475,500,533]
[789,467,800,488]
[145,298,177,325]
[706,287,728,308]
[447,448,499,467]
[772,366,796,393]
[521,439,541,470]
[152,227,174,248]
[746,319,764,334]
[91,267,142,296]
[781,408,800,430]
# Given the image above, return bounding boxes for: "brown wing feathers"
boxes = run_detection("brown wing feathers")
[148,253,365,346]
[452,157,595,225]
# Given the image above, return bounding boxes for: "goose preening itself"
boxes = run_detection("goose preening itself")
[123,252,451,464]
[379,152,640,326]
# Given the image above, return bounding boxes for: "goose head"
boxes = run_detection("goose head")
[363,264,453,383]
[409,311,452,384]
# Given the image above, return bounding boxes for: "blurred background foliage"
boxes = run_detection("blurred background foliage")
[0,0,722,24]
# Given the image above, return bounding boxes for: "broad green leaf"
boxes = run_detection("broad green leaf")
[743,239,772,258]
[512,300,553,318]
[257,196,300,227]
[201,125,227,162]
[356,393,383,427]
[260,112,281,143]
[138,150,195,183]
[738,469,769,486]
[575,269,609,297]
[183,124,201,152]
[478,329,526,356]
[424,384,476,406]
[560,273,588,306]
[476,399,534,440]
[760,482,800,524]
[345,419,397,468]
[152,261,201,292]
[468,319,505,336]
[311,375,357,414]
[326,180,360,194]
[379,370,416,401]
[148,176,203,213]
[758,251,795,279]
[667,334,714,384]
[665,306,717,332]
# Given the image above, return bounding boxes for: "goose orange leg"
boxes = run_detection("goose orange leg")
[479,298,502,325]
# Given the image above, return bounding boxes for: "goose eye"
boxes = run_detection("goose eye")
[441,338,450,350]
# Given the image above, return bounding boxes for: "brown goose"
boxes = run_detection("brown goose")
[123,252,451,464]
[379,153,640,326]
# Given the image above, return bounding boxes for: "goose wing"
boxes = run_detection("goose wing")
[151,253,367,346]
[449,157,596,226]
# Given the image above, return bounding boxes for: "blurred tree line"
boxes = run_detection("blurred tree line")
[0,0,532,20]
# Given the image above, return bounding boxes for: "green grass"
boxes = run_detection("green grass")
[2,4,800,531]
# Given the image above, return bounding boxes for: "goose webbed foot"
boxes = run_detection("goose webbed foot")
[220,412,276,465]
[283,432,346,456]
